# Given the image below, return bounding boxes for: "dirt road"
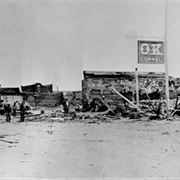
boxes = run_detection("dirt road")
[1,118,180,178]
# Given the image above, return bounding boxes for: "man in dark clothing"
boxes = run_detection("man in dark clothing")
[4,104,11,122]
[63,98,69,114]
[13,102,17,117]
[20,101,26,122]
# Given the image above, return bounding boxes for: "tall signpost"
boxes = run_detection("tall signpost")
[165,0,170,118]
[137,40,169,118]
[135,68,139,109]
[137,0,170,119]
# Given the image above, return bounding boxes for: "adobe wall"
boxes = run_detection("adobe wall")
[82,73,180,108]
[64,91,82,106]
[26,91,82,107]
[26,93,60,107]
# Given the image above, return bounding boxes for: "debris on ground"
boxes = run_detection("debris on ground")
[0,138,19,144]
[2,93,180,124]
[162,132,170,135]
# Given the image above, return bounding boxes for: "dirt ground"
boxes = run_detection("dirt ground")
[1,116,180,179]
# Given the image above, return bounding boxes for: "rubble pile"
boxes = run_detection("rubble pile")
[1,93,180,123]
[79,95,180,121]
[23,96,180,123]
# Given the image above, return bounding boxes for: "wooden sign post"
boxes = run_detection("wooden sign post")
[138,40,167,117]
[165,0,170,118]
[135,68,139,109]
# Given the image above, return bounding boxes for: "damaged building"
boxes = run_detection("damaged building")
[0,87,23,105]
[21,83,59,106]
[21,83,82,107]
[82,71,180,110]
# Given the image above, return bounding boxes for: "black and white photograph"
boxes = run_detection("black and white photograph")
[0,0,180,179]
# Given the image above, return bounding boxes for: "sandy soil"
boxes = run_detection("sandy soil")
[1,116,180,179]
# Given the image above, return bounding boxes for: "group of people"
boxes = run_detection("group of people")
[4,97,70,122]
[3,100,26,123]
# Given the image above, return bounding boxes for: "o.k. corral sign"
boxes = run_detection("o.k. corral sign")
[138,40,164,64]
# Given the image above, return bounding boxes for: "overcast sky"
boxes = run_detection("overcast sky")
[0,0,179,90]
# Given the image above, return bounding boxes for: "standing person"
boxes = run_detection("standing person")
[20,101,26,122]
[64,97,69,114]
[12,102,17,117]
[156,98,166,120]
[4,103,11,122]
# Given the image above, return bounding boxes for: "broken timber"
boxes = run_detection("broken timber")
[0,138,18,144]
[110,87,149,116]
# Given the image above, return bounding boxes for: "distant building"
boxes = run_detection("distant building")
[21,83,53,93]
[0,87,23,105]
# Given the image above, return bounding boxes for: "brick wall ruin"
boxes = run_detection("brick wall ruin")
[82,71,180,109]
[25,91,82,107]
[26,93,60,107]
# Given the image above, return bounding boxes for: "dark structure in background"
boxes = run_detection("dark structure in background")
[21,83,57,107]
[21,83,82,107]
[21,83,53,93]
[82,71,180,109]
[0,87,21,95]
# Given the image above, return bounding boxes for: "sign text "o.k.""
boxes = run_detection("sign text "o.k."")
[138,41,164,64]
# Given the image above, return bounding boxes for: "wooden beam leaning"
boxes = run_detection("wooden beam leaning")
[110,86,148,116]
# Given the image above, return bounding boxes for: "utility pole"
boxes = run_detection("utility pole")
[135,68,139,109]
[0,84,1,101]
[165,0,170,119]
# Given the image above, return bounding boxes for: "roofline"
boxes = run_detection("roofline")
[83,70,170,79]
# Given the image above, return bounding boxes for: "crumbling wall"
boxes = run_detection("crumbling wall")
[26,93,60,107]
[82,72,180,109]
[64,91,82,105]
[26,91,82,107]
[84,78,124,103]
